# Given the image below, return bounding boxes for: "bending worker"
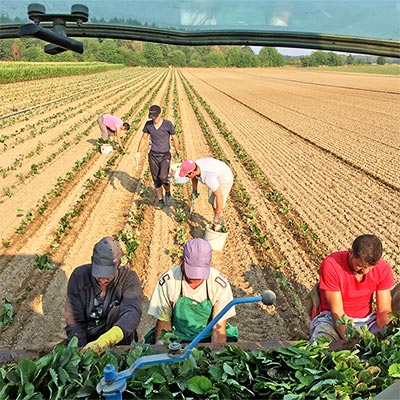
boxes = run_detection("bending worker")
[310,234,394,341]
[179,158,233,225]
[64,236,142,354]
[145,238,239,344]
[97,113,129,150]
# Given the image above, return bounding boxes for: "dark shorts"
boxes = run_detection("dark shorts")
[148,151,171,188]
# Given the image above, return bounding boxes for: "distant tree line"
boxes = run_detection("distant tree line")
[0,38,395,67]
[0,38,286,68]
[299,50,390,67]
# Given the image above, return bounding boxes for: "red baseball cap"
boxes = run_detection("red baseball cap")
[179,160,196,177]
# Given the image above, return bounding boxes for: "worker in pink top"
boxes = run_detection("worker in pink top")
[310,234,395,341]
[97,114,130,150]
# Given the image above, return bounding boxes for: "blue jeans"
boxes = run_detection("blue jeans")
[310,311,379,341]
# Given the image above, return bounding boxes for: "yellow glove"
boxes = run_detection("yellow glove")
[81,326,124,355]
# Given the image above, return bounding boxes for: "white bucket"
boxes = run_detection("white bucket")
[100,144,113,154]
[170,163,189,185]
[204,224,228,251]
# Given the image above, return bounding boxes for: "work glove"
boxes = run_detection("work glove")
[81,326,124,355]
[191,191,200,200]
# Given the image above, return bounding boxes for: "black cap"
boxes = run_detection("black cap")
[92,237,122,278]
[148,105,161,119]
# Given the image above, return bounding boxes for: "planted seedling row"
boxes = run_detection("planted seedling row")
[50,74,168,247]
[0,67,143,121]
[0,75,169,338]
[0,69,159,152]
[0,71,164,202]
[167,71,193,262]
[180,73,326,262]
[6,73,167,246]
[0,70,157,177]
[179,73,305,314]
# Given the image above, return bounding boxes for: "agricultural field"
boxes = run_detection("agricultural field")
[0,65,399,354]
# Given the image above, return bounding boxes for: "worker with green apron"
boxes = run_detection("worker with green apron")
[145,238,239,344]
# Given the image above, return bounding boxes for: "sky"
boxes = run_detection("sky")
[252,46,313,56]
[277,47,313,56]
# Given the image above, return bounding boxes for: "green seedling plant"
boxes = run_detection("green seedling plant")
[16,173,25,183]
[274,261,295,291]
[175,226,187,246]
[16,208,35,234]
[2,186,13,197]
[0,298,13,328]
[2,239,11,248]
[174,207,187,223]
[94,167,107,179]
[300,223,309,237]
[30,163,39,175]
[118,230,140,264]
[279,205,289,215]
[127,207,141,227]
[35,253,55,271]
[15,286,34,303]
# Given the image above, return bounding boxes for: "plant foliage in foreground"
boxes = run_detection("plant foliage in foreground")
[0,316,399,399]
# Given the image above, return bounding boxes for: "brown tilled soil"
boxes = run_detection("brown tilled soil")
[0,67,398,352]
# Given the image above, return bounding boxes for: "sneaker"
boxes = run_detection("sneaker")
[157,199,164,209]
[165,192,173,206]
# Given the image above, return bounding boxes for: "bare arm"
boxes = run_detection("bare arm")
[376,289,392,328]
[322,290,346,340]
[171,135,181,158]
[136,133,149,153]
[192,177,198,192]
[115,126,124,149]
[211,320,227,343]
[155,320,172,341]
[213,187,224,216]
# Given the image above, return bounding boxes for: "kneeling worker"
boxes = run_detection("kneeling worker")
[145,238,238,344]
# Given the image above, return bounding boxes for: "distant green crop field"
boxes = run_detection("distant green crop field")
[0,62,126,83]
[311,64,400,75]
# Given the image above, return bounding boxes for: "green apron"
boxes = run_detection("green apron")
[144,279,239,343]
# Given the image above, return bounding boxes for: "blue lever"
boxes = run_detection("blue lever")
[96,290,276,399]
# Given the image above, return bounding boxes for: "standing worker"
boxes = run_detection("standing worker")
[179,158,233,225]
[64,236,142,355]
[310,234,394,341]
[144,238,238,344]
[135,105,181,209]
[97,113,129,150]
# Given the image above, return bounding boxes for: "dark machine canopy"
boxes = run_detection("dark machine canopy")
[1,0,399,57]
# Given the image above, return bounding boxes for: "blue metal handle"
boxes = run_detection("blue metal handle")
[96,291,275,399]
[186,295,262,351]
